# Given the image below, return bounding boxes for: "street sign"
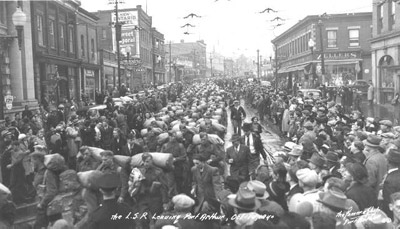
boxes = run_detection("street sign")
[125,57,142,67]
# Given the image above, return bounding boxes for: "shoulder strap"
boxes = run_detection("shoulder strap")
[42,170,48,185]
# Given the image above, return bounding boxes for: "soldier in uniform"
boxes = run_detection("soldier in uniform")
[86,172,133,229]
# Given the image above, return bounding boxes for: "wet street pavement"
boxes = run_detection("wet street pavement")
[360,101,399,125]
[223,100,284,172]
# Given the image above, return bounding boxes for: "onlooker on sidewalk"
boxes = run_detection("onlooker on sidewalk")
[392,93,400,125]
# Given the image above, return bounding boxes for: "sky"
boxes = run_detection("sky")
[81,0,372,60]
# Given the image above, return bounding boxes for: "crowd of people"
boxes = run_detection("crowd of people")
[0,78,399,229]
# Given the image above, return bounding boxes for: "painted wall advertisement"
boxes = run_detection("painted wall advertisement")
[111,10,139,55]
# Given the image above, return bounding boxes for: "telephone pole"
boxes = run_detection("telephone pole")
[210,53,213,78]
[114,0,122,88]
[169,41,172,82]
[257,49,260,80]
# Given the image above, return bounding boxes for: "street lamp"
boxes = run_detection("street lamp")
[12,6,27,50]
[308,38,315,55]
[317,19,326,86]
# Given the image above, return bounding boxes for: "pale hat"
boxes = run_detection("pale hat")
[172,194,195,210]
[296,168,318,187]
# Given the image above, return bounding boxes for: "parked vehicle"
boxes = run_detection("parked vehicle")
[298,89,322,99]
[350,80,369,94]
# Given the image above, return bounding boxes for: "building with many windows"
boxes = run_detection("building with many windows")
[95,5,164,91]
[165,40,207,82]
[272,12,372,91]
[371,0,400,104]
[76,7,101,102]
[31,0,83,109]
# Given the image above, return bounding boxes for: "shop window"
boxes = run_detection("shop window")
[37,14,44,46]
[349,29,359,47]
[49,19,56,48]
[327,30,337,48]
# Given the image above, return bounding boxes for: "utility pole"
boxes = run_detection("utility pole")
[318,19,326,86]
[260,55,263,80]
[257,49,260,80]
[114,0,122,88]
[274,45,278,90]
[210,53,213,78]
[193,49,196,80]
[169,41,172,82]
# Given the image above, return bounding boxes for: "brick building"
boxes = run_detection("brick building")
[272,12,372,91]
[165,40,207,82]
[371,0,400,104]
[94,5,165,90]
[31,0,82,108]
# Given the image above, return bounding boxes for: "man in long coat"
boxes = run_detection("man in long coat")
[191,154,222,214]
[226,134,250,182]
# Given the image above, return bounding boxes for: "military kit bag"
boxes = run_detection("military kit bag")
[59,169,81,193]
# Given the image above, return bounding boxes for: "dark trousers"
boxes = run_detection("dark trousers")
[232,119,242,136]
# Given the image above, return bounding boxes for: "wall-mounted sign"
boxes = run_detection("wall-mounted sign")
[317,51,360,60]
[4,94,13,110]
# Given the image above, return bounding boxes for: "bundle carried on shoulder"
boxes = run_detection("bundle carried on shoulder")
[77,170,104,190]
[130,152,174,170]
[114,155,132,167]
[143,117,156,128]
[59,169,81,193]
[192,134,224,145]
[157,132,169,145]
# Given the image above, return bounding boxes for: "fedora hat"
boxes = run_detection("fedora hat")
[246,180,269,199]
[363,135,382,149]
[317,189,349,212]
[325,151,339,163]
[307,153,326,168]
[228,187,261,211]
[230,134,241,142]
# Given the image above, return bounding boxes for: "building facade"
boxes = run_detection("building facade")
[31,0,82,108]
[0,1,37,119]
[151,28,165,85]
[76,7,101,102]
[166,40,207,82]
[95,5,164,90]
[371,0,400,104]
[272,13,372,91]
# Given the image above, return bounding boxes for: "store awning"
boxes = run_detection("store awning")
[278,63,310,74]
[324,59,362,65]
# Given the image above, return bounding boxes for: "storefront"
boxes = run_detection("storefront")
[378,55,396,104]
[37,62,78,108]
[103,65,115,94]
[81,68,100,102]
